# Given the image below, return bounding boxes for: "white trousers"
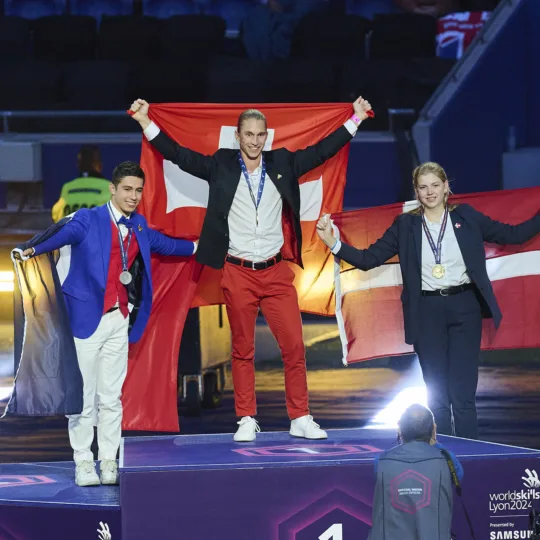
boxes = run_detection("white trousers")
[68,309,129,463]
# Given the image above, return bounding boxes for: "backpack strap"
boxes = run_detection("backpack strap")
[439,448,476,540]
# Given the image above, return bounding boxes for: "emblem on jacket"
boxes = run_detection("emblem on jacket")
[455,223,461,228]
[277,174,282,180]
[138,224,143,232]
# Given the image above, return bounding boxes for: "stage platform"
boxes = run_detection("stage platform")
[2,428,540,539]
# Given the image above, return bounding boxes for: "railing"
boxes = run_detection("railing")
[0,110,128,136]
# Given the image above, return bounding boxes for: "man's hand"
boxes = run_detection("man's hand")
[316,214,336,249]
[130,99,151,130]
[352,96,373,122]
[23,248,34,258]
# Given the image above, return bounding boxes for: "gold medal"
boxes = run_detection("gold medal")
[432,264,445,279]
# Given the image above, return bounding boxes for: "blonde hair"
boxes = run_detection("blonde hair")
[409,161,456,215]
[237,109,267,132]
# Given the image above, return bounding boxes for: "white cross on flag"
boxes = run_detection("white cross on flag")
[331,187,540,365]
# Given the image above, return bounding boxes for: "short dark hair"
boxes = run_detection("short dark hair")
[398,404,434,443]
[77,144,101,174]
[237,109,267,132]
[112,161,145,187]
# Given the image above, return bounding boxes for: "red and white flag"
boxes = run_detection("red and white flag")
[122,103,353,432]
[331,188,540,365]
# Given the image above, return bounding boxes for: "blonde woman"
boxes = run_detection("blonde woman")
[317,162,540,439]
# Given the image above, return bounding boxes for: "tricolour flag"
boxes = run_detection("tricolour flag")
[123,103,353,432]
[331,187,540,365]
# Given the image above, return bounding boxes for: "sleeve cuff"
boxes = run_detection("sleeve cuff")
[143,121,160,141]
[344,119,360,136]
[330,239,342,255]
[192,241,198,255]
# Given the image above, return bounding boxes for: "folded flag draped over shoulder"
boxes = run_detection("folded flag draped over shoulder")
[123,103,352,432]
[5,218,83,418]
[331,187,540,365]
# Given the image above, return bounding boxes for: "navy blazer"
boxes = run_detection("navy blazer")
[31,204,195,343]
[336,204,540,345]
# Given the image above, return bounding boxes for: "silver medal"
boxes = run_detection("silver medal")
[119,271,132,285]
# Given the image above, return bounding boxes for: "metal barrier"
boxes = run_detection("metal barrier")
[0,110,127,136]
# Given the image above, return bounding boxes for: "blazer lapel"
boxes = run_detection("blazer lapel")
[97,204,112,287]
[450,208,468,261]
[411,214,422,268]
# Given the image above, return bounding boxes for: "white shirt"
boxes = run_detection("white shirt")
[330,211,471,291]
[420,212,470,291]
[144,119,359,262]
[108,201,130,240]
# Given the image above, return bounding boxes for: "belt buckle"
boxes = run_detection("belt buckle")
[440,288,449,297]
[252,260,256,271]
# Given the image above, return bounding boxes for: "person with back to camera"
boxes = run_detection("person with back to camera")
[369,403,463,540]
[317,161,540,440]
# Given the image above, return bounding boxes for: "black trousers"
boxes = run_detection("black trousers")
[414,288,482,439]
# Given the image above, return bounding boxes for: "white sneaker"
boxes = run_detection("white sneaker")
[100,459,119,485]
[290,415,328,439]
[75,460,101,487]
[233,416,261,442]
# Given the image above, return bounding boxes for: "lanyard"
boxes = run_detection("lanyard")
[238,153,266,216]
[107,202,132,272]
[421,207,448,265]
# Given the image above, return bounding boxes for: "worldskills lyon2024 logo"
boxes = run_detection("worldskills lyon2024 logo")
[488,469,540,540]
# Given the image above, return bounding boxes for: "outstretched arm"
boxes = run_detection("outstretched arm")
[147,227,197,257]
[317,214,398,271]
[466,204,540,245]
[292,97,373,178]
[20,212,90,259]
[130,99,215,181]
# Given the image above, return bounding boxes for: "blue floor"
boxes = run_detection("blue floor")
[120,427,540,472]
[0,461,119,508]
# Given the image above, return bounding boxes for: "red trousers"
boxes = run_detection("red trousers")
[221,260,309,420]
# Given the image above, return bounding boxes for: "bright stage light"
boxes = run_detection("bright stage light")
[368,385,428,429]
[0,271,14,292]
[0,386,13,401]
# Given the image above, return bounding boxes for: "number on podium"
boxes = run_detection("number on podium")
[319,523,343,540]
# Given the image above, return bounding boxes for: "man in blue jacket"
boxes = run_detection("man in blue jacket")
[17,161,196,487]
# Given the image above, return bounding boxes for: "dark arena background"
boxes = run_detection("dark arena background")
[1,0,540,539]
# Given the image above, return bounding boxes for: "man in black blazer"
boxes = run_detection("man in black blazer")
[130,97,373,442]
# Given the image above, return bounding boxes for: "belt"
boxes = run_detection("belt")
[421,283,475,297]
[106,306,119,313]
[225,253,282,270]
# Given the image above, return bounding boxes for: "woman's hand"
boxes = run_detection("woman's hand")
[316,214,336,249]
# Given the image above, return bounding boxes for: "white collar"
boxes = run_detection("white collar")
[108,201,130,222]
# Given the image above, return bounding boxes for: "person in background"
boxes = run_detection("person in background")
[369,404,463,540]
[241,0,329,61]
[51,145,111,223]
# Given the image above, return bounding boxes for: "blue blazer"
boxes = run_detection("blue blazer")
[336,204,540,345]
[32,204,195,343]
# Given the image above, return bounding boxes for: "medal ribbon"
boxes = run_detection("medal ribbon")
[108,202,132,273]
[238,152,266,216]
[421,206,448,265]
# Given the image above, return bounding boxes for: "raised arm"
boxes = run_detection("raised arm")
[130,99,215,182]
[291,97,372,179]
[316,214,399,271]
[465,204,540,245]
[147,227,197,257]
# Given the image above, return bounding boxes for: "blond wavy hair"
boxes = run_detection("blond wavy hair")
[408,161,457,215]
